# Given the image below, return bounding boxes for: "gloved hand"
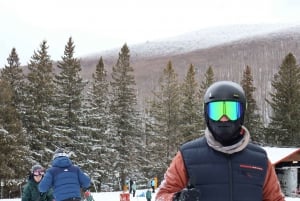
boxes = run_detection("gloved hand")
[40,192,47,201]
[82,187,90,192]
[173,187,201,201]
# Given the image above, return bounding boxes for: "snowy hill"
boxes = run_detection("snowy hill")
[79,23,300,126]
[87,23,300,59]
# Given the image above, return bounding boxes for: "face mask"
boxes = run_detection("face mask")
[207,118,243,146]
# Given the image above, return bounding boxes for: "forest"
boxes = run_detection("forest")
[0,35,300,198]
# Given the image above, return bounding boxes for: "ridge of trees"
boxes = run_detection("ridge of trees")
[0,39,299,198]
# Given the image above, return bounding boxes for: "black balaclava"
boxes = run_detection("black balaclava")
[204,81,246,146]
[207,118,243,146]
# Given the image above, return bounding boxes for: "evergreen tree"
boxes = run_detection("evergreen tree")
[0,47,28,168]
[199,65,215,95]
[266,53,300,146]
[179,64,203,142]
[53,37,87,161]
[240,65,264,144]
[89,57,110,132]
[23,40,55,164]
[109,44,142,187]
[0,47,25,113]
[148,61,181,176]
[82,57,112,189]
[0,80,28,197]
[140,104,161,179]
[199,66,215,128]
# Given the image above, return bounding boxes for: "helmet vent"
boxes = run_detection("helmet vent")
[233,94,239,99]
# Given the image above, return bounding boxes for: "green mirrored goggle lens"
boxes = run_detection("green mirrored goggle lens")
[208,101,241,121]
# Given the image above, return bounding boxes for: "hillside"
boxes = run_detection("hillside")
[79,24,300,123]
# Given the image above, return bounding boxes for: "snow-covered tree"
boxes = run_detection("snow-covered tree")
[52,37,87,163]
[81,57,112,190]
[266,52,300,145]
[0,80,28,197]
[23,40,55,165]
[179,64,203,142]
[147,61,181,176]
[0,47,25,114]
[240,65,264,144]
[109,44,142,188]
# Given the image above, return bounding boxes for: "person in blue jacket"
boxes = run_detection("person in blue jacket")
[39,148,91,201]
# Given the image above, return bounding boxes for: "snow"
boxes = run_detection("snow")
[263,146,300,164]
[1,189,299,201]
[93,23,300,59]
[1,147,299,201]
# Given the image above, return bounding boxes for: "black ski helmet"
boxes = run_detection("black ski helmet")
[204,81,246,145]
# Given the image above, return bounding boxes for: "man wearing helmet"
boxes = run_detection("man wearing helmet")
[39,148,91,201]
[155,81,285,201]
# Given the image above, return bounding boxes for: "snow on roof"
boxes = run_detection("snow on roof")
[263,147,300,164]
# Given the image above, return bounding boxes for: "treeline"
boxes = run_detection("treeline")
[0,37,299,198]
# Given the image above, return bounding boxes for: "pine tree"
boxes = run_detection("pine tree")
[199,66,215,128]
[23,40,55,164]
[53,37,87,161]
[240,65,264,144]
[199,65,215,95]
[109,44,141,187]
[0,47,28,168]
[0,48,25,115]
[266,53,300,146]
[179,64,203,142]
[141,105,161,179]
[147,61,181,176]
[0,80,28,197]
[82,57,112,188]
[90,57,110,131]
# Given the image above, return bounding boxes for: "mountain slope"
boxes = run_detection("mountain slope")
[86,23,299,59]
[81,23,300,123]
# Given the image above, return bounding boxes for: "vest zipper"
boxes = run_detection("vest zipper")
[227,155,233,201]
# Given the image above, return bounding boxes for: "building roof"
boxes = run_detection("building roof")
[263,147,300,165]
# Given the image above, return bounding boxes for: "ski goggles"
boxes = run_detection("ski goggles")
[33,169,44,176]
[207,101,242,121]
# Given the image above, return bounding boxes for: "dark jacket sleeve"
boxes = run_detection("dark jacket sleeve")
[45,188,54,201]
[21,184,31,201]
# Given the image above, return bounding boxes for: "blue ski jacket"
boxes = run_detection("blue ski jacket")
[39,156,90,201]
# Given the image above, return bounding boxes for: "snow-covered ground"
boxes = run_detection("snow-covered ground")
[0,189,299,201]
[1,147,299,201]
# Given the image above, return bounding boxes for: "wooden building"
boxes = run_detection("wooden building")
[263,147,300,197]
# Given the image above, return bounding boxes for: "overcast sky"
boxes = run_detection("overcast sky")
[1,0,300,67]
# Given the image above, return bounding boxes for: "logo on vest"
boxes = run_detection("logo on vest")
[240,164,263,171]
[240,164,264,178]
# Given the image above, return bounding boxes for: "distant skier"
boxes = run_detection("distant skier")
[132,181,137,197]
[146,188,152,201]
[151,179,155,193]
[129,178,133,193]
